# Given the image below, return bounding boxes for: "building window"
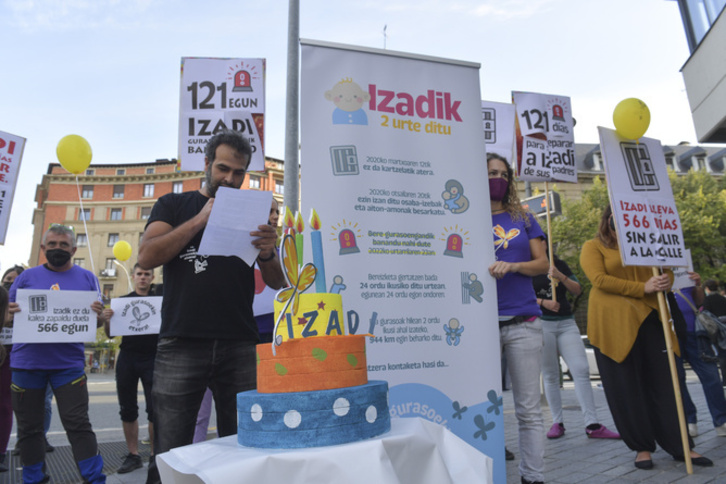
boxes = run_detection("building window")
[81,185,94,199]
[76,234,88,247]
[105,258,115,270]
[79,208,91,221]
[666,156,677,172]
[85,169,94,176]
[141,207,152,220]
[113,185,124,199]
[146,168,154,174]
[143,183,155,198]
[173,181,183,194]
[116,169,126,176]
[275,180,284,194]
[103,284,114,298]
[74,258,85,268]
[110,208,122,221]
[108,233,119,247]
[249,176,260,189]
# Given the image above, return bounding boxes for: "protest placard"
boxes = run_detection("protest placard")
[109,296,162,336]
[13,289,98,343]
[0,130,26,245]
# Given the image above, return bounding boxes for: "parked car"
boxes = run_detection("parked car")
[560,335,599,379]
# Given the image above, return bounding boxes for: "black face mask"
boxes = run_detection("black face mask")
[46,248,72,267]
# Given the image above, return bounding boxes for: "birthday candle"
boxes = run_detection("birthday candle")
[309,209,327,293]
[283,206,295,236]
[295,212,304,268]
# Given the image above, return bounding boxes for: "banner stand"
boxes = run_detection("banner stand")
[654,265,692,474]
[544,182,557,301]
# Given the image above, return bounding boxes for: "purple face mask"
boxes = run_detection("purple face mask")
[489,178,509,201]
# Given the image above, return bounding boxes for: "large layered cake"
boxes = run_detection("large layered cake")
[237,216,390,449]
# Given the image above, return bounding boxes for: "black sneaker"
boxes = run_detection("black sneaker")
[45,439,54,453]
[117,453,143,474]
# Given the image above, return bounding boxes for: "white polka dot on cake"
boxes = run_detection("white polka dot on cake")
[333,398,350,416]
[250,404,263,422]
[284,409,302,429]
[365,405,377,423]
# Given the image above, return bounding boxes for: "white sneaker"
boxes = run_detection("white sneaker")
[688,423,699,437]
[715,422,726,437]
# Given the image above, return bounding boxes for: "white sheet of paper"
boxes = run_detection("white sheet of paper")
[0,327,12,345]
[109,296,163,336]
[197,187,273,266]
[671,249,694,291]
[12,289,98,343]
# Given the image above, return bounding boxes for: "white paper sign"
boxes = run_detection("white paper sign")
[178,57,265,172]
[12,289,98,343]
[671,249,694,291]
[481,101,515,163]
[0,327,12,345]
[599,127,687,267]
[512,91,576,182]
[197,187,272,266]
[109,296,162,336]
[0,130,26,245]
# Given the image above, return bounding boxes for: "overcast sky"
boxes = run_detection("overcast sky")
[0,0,702,270]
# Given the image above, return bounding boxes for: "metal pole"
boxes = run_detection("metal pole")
[283,0,300,213]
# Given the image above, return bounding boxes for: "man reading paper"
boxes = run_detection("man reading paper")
[138,130,284,483]
[8,224,107,484]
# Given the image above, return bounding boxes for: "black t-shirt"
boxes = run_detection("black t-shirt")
[146,191,258,341]
[532,257,574,318]
[704,293,726,318]
[118,291,159,354]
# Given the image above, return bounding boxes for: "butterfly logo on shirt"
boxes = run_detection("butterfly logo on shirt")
[493,225,520,251]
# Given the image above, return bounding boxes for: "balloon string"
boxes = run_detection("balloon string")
[113,260,133,293]
[75,176,101,297]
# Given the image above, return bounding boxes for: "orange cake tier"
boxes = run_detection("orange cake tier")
[256,335,367,394]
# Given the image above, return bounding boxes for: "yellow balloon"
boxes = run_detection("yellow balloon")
[613,98,651,140]
[113,241,133,262]
[56,135,92,174]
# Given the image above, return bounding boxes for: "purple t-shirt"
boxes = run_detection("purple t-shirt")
[492,211,544,317]
[9,264,99,370]
[675,286,697,333]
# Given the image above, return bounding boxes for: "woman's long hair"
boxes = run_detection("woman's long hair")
[596,205,618,249]
[487,153,530,224]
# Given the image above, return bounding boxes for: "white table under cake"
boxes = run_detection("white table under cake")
[157,417,493,484]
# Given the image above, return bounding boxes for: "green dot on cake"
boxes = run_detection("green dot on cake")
[312,348,328,361]
[275,363,288,375]
[347,354,358,367]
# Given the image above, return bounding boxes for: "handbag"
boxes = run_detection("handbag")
[676,289,726,350]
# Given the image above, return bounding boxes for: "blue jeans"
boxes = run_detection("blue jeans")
[677,332,726,427]
[500,318,544,483]
[151,338,256,455]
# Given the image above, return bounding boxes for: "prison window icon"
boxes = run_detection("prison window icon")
[620,142,659,191]
[330,146,359,176]
[444,234,464,258]
[338,229,360,255]
[29,295,48,313]
[233,70,253,92]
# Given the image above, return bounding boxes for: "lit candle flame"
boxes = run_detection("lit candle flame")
[295,211,305,233]
[309,209,321,231]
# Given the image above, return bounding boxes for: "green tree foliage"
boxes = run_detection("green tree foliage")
[669,170,726,282]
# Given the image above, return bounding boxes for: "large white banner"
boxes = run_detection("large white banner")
[481,101,515,165]
[0,130,25,245]
[13,289,98,343]
[178,57,265,172]
[301,40,503,482]
[512,91,576,182]
[598,127,687,267]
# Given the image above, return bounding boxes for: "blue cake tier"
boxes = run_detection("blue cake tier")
[237,380,390,448]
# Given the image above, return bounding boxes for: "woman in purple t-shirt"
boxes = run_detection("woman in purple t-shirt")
[488,154,548,484]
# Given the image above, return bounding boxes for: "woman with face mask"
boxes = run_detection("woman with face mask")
[581,205,712,470]
[487,153,549,484]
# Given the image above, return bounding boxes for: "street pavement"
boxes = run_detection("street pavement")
[2,369,726,483]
